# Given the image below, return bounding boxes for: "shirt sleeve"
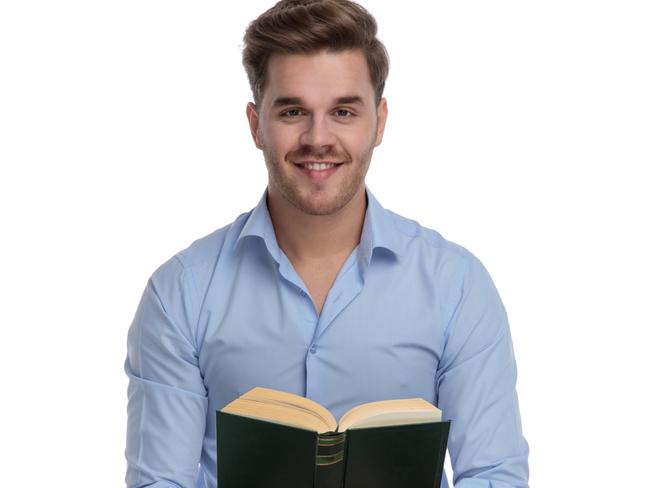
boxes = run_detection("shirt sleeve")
[124,256,208,488]
[436,254,529,488]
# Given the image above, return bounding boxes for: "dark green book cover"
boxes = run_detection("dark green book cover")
[217,411,450,488]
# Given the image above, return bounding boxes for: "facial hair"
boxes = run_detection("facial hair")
[261,130,378,217]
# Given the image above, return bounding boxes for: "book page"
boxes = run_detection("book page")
[338,398,442,432]
[222,387,338,433]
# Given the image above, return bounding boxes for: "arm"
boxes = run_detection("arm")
[125,256,207,488]
[436,254,529,488]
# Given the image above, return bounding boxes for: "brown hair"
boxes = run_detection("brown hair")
[242,0,389,107]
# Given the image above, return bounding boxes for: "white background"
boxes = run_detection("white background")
[1,1,648,486]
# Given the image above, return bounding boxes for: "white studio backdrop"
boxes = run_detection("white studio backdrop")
[1,1,648,486]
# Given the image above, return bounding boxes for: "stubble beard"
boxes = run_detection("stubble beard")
[263,141,375,217]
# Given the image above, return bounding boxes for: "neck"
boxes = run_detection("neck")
[267,186,367,264]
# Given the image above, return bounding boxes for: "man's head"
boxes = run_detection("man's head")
[243,0,389,217]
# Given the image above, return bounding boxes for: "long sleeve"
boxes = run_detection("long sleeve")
[125,256,208,488]
[436,254,529,488]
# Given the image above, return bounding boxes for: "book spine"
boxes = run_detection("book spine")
[314,432,346,488]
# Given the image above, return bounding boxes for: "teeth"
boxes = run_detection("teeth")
[303,163,338,171]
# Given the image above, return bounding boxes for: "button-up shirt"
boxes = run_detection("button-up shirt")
[125,186,529,487]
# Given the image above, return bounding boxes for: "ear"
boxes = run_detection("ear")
[374,97,388,147]
[246,102,263,149]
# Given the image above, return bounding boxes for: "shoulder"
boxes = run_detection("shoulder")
[385,207,498,308]
[387,207,479,271]
[150,210,251,291]
[387,209,507,343]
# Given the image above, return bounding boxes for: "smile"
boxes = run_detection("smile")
[293,162,343,180]
[298,162,341,171]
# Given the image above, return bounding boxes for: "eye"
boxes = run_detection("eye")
[335,109,354,118]
[281,109,304,118]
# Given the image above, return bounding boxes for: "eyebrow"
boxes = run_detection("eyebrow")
[271,96,364,108]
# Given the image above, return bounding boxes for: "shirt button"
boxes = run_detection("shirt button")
[309,345,317,354]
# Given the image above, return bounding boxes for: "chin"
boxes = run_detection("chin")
[291,190,354,216]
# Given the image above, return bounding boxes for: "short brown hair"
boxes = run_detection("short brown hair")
[242,0,389,107]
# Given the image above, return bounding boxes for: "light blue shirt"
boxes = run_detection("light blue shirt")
[125,186,529,488]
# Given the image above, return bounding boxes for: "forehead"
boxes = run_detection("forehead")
[263,49,374,107]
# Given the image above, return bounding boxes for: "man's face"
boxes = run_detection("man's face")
[247,49,387,216]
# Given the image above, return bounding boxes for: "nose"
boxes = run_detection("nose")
[299,115,336,149]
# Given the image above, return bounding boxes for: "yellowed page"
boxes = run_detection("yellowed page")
[338,398,442,432]
[222,398,332,432]
[222,387,337,433]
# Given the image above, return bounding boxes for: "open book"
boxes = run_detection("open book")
[217,387,450,488]
[222,386,443,433]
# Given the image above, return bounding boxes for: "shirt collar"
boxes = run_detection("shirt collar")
[359,186,404,259]
[235,185,404,263]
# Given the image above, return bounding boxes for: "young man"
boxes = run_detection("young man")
[124,1,529,487]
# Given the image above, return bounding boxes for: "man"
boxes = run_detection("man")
[124,1,529,487]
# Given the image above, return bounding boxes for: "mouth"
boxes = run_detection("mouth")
[293,161,343,170]
[293,161,344,181]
